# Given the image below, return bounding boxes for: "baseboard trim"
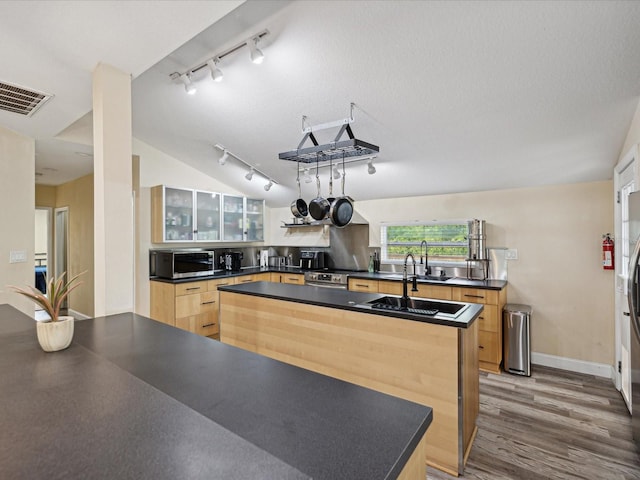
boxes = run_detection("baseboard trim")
[532,352,615,380]
[69,309,91,320]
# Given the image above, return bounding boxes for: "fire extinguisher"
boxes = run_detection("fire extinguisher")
[602,234,614,270]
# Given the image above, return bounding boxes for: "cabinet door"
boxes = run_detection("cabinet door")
[222,195,245,241]
[246,199,264,241]
[270,273,283,283]
[160,186,195,242]
[195,190,220,241]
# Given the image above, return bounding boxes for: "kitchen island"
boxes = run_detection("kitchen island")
[219,282,483,476]
[0,304,431,480]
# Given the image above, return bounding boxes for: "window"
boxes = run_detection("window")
[381,221,470,264]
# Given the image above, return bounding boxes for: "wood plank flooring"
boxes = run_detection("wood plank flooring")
[428,366,640,480]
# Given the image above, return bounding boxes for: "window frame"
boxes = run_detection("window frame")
[380,220,471,266]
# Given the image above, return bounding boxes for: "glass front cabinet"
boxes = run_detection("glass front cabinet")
[152,185,264,243]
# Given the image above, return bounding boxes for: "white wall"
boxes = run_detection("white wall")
[270,180,614,368]
[0,126,35,315]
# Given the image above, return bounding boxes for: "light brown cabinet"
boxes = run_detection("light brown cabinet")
[151,278,234,340]
[452,287,506,374]
[270,272,304,284]
[235,272,271,284]
[348,278,379,292]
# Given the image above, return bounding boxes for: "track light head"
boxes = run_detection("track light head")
[179,73,196,95]
[248,37,264,64]
[218,150,229,165]
[245,168,254,181]
[264,180,273,191]
[206,58,223,82]
[367,160,376,175]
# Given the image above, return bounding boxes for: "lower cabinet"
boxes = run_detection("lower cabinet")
[151,278,235,340]
[270,272,304,284]
[452,287,506,374]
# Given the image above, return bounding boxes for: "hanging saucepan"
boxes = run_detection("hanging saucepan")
[309,155,330,220]
[291,160,308,218]
[329,153,354,228]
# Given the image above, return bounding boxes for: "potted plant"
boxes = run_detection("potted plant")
[10,271,85,352]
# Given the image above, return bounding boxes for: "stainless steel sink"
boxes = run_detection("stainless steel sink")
[366,296,468,317]
[419,275,452,282]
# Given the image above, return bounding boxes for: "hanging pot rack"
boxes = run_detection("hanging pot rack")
[278,103,380,164]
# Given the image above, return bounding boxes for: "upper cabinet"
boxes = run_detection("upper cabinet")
[152,185,264,244]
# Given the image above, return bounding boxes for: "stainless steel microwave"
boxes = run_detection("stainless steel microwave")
[150,250,215,279]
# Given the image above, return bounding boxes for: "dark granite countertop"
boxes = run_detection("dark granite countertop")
[150,267,507,290]
[219,281,483,328]
[150,266,302,284]
[0,304,432,480]
[349,271,508,290]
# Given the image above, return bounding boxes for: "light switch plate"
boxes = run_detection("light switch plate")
[505,249,518,260]
[9,250,27,263]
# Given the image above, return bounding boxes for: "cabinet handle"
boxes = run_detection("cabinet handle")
[479,345,485,349]
[186,287,201,291]
[479,316,484,320]
[202,323,217,328]
[288,277,299,282]
[355,283,369,288]
[201,301,216,305]
[217,283,229,287]
[464,294,484,299]
[624,312,631,316]
[240,279,252,283]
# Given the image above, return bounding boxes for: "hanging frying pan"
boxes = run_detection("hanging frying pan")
[309,155,330,220]
[291,160,308,218]
[329,153,354,228]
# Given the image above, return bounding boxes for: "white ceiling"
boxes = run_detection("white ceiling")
[3,1,640,209]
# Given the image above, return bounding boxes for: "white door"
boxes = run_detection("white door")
[615,145,638,411]
[54,207,69,308]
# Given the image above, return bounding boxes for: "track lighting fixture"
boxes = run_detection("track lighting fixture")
[213,144,277,191]
[171,30,269,94]
[248,37,264,64]
[333,166,341,179]
[206,58,223,82]
[367,160,376,175]
[179,73,196,95]
[218,149,229,165]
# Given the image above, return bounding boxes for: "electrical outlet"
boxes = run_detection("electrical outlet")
[9,250,27,263]
[505,249,518,260]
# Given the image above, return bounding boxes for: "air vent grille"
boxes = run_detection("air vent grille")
[0,81,53,117]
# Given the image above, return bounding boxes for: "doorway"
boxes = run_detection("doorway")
[34,207,51,292]
[54,207,69,308]
[614,145,638,412]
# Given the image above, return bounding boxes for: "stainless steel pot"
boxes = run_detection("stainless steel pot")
[329,156,354,228]
[291,162,308,218]
[309,156,330,220]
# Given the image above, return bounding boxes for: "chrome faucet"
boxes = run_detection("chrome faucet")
[402,253,418,309]
[420,240,431,275]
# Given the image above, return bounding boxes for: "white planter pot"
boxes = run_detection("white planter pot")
[36,316,74,352]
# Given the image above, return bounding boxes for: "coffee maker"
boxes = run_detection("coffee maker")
[300,250,325,270]
[220,252,243,272]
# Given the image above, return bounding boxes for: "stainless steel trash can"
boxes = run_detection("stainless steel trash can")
[503,304,532,376]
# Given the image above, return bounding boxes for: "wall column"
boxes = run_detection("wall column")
[92,63,133,316]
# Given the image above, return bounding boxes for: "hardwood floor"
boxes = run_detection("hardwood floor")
[428,366,640,480]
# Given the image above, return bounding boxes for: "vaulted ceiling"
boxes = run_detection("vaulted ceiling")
[3,1,640,207]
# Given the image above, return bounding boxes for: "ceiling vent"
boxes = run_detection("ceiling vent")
[0,81,53,117]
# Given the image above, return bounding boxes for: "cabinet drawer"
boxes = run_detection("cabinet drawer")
[208,278,236,290]
[175,281,207,296]
[452,287,499,305]
[349,279,379,292]
[176,291,216,317]
[283,274,304,285]
[476,304,499,332]
[378,280,402,295]
[195,312,220,336]
[414,284,452,301]
[478,330,499,363]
